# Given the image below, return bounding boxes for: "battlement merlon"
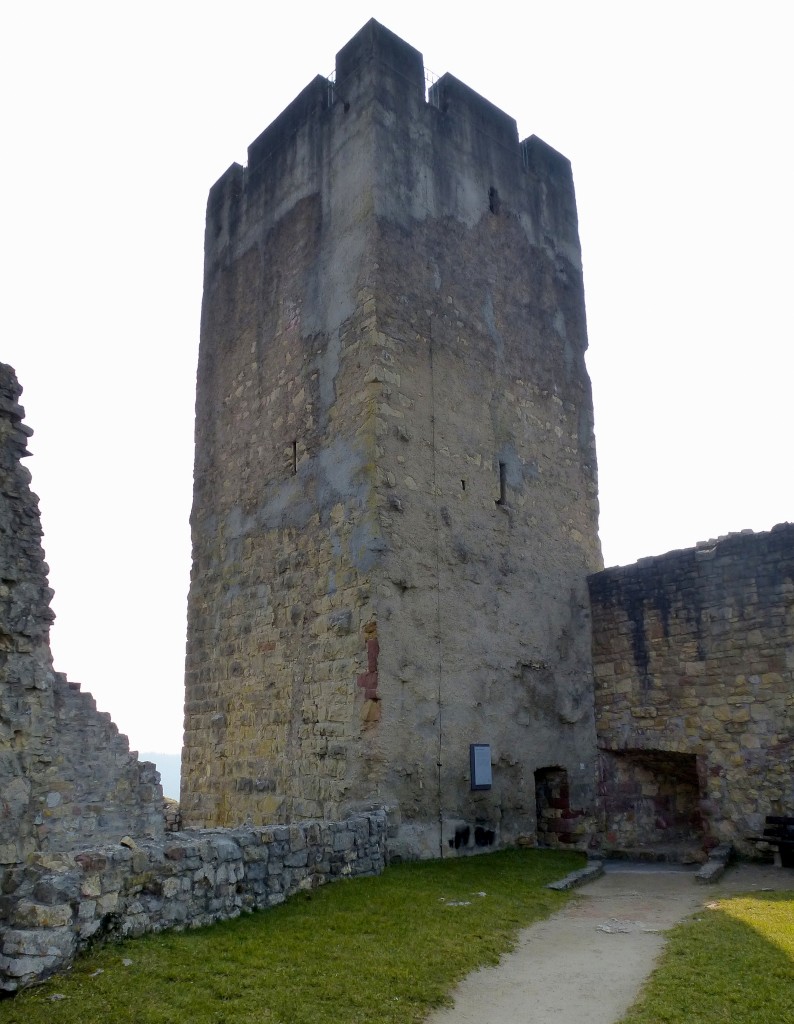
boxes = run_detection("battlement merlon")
[336,18,425,101]
[429,73,518,153]
[203,20,582,266]
[247,76,331,172]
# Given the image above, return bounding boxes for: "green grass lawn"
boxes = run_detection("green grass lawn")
[0,848,583,1024]
[620,890,794,1024]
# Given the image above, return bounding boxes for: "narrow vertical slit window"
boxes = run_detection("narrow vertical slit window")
[292,440,298,475]
[496,461,506,505]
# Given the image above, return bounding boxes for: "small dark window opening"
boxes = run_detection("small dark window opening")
[488,186,500,214]
[496,461,506,505]
[461,479,466,491]
[292,440,298,475]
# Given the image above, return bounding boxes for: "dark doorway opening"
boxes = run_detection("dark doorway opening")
[535,766,575,847]
[600,749,705,854]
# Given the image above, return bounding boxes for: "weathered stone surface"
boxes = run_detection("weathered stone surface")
[0,811,386,993]
[12,901,73,929]
[546,861,604,891]
[181,18,602,858]
[0,364,165,870]
[3,14,791,1000]
[2,927,75,957]
[0,363,168,988]
[590,525,794,855]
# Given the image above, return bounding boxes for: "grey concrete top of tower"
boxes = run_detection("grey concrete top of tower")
[207,19,573,213]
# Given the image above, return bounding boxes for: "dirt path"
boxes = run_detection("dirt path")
[425,862,791,1024]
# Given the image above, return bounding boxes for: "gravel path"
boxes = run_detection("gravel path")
[425,862,791,1024]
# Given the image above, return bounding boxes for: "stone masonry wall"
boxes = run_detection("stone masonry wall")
[0,810,386,992]
[367,64,602,857]
[183,20,603,858]
[589,525,794,854]
[0,363,164,862]
[181,65,384,827]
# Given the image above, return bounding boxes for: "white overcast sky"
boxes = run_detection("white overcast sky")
[2,2,791,758]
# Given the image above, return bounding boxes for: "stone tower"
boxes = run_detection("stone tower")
[182,20,602,858]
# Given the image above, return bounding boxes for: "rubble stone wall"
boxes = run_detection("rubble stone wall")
[0,362,167,991]
[589,525,794,853]
[0,810,386,992]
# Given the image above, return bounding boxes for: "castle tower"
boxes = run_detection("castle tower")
[182,21,602,858]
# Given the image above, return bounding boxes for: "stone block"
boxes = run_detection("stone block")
[332,831,355,852]
[76,918,102,940]
[2,928,75,958]
[288,826,307,851]
[2,953,60,979]
[80,874,102,898]
[96,892,119,914]
[77,899,97,920]
[162,877,181,898]
[33,874,80,905]
[12,901,73,929]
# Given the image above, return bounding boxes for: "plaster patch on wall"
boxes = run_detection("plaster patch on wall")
[317,326,341,428]
[482,290,504,362]
[350,521,388,573]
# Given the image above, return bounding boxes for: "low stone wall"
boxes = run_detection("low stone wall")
[0,810,387,993]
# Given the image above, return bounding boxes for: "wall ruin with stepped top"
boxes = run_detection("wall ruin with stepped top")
[0,362,167,987]
[0,362,385,995]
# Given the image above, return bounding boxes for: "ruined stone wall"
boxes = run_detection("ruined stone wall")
[0,810,386,992]
[589,525,794,854]
[183,21,602,857]
[0,363,164,868]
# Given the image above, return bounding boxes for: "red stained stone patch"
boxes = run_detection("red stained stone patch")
[357,671,379,700]
[367,638,379,673]
[356,628,380,701]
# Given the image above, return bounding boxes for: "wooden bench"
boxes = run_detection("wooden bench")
[753,816,794,868]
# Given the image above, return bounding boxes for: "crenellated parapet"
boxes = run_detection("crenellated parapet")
[204,19,581,284]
